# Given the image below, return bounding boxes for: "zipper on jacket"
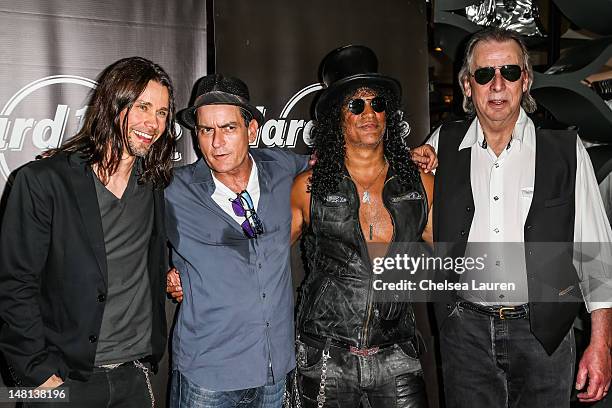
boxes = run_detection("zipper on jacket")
[349,174,397,347]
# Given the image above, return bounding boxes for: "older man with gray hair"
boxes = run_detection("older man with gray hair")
[427,27,612,407]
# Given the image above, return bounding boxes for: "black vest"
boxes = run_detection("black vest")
[433,120,581,355]
[298,167,428,348]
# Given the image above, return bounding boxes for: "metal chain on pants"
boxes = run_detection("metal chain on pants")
[282,369,302,408]
[292,368,302,408]
[133,360,155,408]
[316,348,330,408]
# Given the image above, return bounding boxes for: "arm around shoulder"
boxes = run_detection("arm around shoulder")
[264,147,310,176]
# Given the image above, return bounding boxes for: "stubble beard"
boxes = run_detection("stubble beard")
[126,133,155,158]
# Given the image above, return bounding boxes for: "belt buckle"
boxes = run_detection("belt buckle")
[349,346,380,356]
[498,306,515,320]
[97,362,123,370]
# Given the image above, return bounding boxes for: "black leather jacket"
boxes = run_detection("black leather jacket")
[297,167,428,348]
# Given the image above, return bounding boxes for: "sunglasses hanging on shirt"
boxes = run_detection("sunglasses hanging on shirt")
[230,190,264,239]
[471,65,523,85]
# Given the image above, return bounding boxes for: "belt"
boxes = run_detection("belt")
[300,333,394,357]
[96,356,155,370]
[97,360,139,370]
[458,301,529,320]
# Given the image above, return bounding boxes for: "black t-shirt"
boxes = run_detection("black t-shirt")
[92,165,153,365]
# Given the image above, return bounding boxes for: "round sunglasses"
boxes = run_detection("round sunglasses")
[347,96,387,115]
[471,65,523,85]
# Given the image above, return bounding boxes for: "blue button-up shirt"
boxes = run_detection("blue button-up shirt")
[165,148,308,391]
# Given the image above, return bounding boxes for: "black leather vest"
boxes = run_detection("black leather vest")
[433,119,581,355]
[298,167,428,348]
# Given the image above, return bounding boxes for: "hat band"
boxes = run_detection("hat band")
[193,91,250,108]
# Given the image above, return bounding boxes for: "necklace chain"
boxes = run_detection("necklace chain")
[347,160,387,204]
[347,160,387,240]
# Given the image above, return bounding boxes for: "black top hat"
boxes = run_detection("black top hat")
[314,45,401,120]
[177,74,264,129]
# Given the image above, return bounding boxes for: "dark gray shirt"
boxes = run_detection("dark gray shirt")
[93,166,153,365]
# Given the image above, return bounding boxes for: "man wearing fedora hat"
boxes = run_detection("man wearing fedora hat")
[164,73,311,407]
[290,45,433,407]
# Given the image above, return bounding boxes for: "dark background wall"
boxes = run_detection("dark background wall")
[213,0,431,151]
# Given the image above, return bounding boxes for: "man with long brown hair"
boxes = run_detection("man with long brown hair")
[0,56,177,407]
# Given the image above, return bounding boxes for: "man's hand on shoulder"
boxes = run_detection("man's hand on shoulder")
[411,144,437,173]
[166,267,183,303]
[308,151,317,167]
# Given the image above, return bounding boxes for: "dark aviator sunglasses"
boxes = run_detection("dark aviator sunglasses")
[471,65,523,85]
[347,96,387,115]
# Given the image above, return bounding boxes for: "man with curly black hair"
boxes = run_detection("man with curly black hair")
[290,45,433,407]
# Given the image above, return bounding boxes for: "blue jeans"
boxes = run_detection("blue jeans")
[439,302,575,408]
[169,368,285,408]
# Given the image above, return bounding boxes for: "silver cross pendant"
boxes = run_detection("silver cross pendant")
[362,190,371,204]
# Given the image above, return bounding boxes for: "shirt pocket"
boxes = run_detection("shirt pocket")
[544,196,570,208]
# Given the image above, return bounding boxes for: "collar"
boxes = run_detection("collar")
[210,154,258,196]
[458,108,530,152]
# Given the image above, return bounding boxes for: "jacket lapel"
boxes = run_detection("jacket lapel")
[68,154,108,285]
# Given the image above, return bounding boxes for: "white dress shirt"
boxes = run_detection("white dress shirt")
[427,109,612,310]
[211,155,260,225]
[599,172,612,223]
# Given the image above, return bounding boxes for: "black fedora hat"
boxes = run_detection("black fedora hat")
[177,74,264,129]
[314,45,401,120]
